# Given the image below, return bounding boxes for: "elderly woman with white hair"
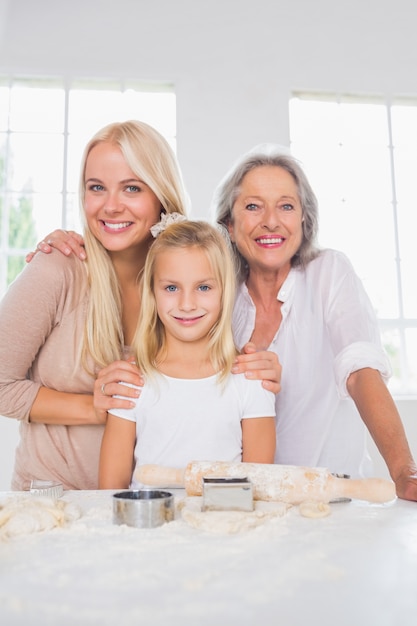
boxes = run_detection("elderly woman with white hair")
[213,145,417,501]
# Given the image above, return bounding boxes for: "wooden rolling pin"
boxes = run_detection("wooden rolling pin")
[135,461,396,504]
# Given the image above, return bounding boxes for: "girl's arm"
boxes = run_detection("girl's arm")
[26,229,86,262]
[241,417,276,463]
[347,367,417,501]
[99,413,136,489]
[232,342,282,395]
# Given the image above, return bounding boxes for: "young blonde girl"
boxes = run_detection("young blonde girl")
[99,219,276,489]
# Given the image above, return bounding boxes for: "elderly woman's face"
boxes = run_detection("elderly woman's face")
[228,165,303,275]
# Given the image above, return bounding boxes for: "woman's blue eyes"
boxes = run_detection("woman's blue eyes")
[88,184,140,192]
[165,285,211,292]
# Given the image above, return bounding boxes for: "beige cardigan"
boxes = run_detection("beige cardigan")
[0,251,104,490]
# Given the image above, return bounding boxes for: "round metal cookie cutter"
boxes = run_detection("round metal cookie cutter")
[113,490,175,528]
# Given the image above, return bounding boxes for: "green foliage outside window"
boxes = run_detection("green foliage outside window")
[0,156,37,289]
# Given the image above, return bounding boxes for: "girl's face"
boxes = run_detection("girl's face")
[153,246,222,348]
[84,142,162,253]
[228,165,304,276]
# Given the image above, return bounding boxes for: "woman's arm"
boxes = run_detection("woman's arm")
[241,417,276,463]
[31,358,144,426]
[26,229,86,262]
[99,413,136,489]
[29,387,99,425]
[232,342,282,394]
[0,254,97,425]
[347,367,417,501]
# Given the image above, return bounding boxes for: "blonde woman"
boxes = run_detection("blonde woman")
[0,120,188,490]
[99,220,276,489]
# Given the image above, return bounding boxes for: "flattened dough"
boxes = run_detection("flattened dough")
[299,501,331,518]
[181,497,291,533]
[0,496,81,539]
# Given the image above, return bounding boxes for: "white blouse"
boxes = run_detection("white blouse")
[232,248,392,478]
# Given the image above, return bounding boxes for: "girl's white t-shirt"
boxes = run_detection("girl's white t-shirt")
[110,372,276,488]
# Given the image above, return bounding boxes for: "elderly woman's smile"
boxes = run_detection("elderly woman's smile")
[227,165,304,276]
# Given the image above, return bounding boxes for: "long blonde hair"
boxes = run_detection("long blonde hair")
[132,220,237,383]
[79,120,189,372]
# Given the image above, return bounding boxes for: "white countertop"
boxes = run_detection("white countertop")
[0,489,416,626]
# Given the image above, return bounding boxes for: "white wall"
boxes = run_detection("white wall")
[2,0,417,217]
[1,0,417,488]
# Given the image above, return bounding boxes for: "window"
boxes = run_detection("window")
[0,76,176,297]
[289,92,417,396]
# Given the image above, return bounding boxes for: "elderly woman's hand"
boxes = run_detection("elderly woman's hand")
[232,342,282,394]
[26,229,86,262]
[393,464,417,502]
[94,360,144,423]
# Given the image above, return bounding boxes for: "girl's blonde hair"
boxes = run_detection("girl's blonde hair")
[79,120,189,371]
[132,220,237,383]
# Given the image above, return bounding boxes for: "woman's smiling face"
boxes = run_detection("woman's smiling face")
[84,141,162,253]
[227,165,304,276]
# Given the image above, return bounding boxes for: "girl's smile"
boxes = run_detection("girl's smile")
[154,246,221,347]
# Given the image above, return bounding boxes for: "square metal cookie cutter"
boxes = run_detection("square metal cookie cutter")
[330,473,352,503]
[202,477,254,512]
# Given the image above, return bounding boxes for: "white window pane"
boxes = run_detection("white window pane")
[0,86,10,130]
[9,85,65,133]
[6,191,37,247]
[405,329,417,393]
[381,328,401,392]
[66,134,89,193]
[290,98,340,143]
[391,148,417,318]
[339,102,389,146]
[391,104,417,146]
[68,89,125,134]
[0,133,7,174]
[8,133,64,192]
[121,90,177,139]
[64,192,82,232]
[31,193,64,238]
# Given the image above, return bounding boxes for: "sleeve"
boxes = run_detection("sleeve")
[0,252,72,421]
[322,251,392,396]
[238,377,276,420]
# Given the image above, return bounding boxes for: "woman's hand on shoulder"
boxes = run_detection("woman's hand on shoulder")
[232,342,282,394]
[26,229,86,263]
[94,360,144,423]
